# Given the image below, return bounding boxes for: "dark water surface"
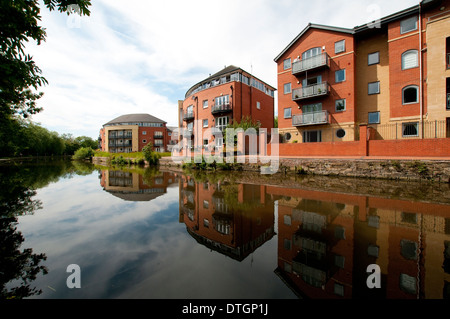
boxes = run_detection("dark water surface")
[1,159,450,299]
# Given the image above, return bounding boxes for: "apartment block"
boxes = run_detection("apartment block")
[179,65,275,151]
[274,0,450,148]
[99,113,170,153]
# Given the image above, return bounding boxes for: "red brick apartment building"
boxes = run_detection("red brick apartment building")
[178,65,275,151]
[274,0,450,157]
[99,114,171,153]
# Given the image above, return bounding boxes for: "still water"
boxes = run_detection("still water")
[1,159,450,299]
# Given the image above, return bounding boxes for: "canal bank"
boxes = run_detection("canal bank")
[158,156,450,183]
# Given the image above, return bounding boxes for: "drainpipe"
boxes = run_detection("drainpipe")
[419,3,424,138]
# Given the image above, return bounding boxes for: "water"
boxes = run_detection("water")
[1,159,450,300]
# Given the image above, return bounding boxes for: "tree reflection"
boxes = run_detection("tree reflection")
[0,160,94,299]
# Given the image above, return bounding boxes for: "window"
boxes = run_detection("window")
[284,83,291,94]
[303,130,322,143]
[142,131,147,135]
[215,95,229,106]
[368,81,380,95]
[400,16,418,34]
[303,103,322,113]
[335,99,346,112]
[402,122,419,137]
[401,240,418,260]
[284,132,292,142]
[203,100,208,109]
[143,139,147,144]
[368,52,380,65]
[203,119,208,128]
[334,283,344,297]
[203,200,209,209]
[335,69,346,83]
[257,101,261,109]
[402,50,419,70]
[335,40,345,54]
[368,244,379,257]
[368,112,380,124]
[402,86,419,104]
[302,47,322,60]
[284,108,292,119]
[400,273,417,294]
[302,75,322,87]
[284,58,291,70]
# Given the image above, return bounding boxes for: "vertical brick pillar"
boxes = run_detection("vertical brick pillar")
[259,129,267,157]
[359,124,368,157]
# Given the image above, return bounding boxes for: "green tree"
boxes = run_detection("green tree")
[142,143,161,166]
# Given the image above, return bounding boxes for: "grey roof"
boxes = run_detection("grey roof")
[274,0,441,62]
[104,113,166,126]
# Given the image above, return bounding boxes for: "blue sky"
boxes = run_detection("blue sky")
[27,0,420,139]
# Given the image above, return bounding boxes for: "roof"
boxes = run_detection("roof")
[274,23,354,62]
[185,65,276,98]
[274,0,442,62]
[104,113,166,126]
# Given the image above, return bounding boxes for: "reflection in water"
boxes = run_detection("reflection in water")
[100,167,179,202]
[1,159,450,299]
[180,171,450,299]
[0,159,94,299]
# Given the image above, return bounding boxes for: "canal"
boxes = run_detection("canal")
[1,159,450,299]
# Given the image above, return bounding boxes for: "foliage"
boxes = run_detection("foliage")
[142,143,161,166]
[72,147,94,160]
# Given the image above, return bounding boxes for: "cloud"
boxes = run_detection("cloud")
[26,0,419,138]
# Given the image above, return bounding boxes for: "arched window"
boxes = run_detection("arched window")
[402,50,419,70]
[302,47,322,60]
[402,85,419,104]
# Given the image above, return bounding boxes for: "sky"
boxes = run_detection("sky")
[26,0,420,139]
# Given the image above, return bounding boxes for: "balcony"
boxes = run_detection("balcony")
[292,82,329,101]
[183,111,195,121]
[211,103,232,115]
[292,111,329,127]
[154,134,164,139]
[292,53,330,75]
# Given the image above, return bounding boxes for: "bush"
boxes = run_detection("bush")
[73,147,94,160]
[142,144,161,166]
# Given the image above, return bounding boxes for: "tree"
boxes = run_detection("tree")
[142,143,161,166]
[0,0,91,119]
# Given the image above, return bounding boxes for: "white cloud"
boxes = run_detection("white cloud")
[26,0,419,138]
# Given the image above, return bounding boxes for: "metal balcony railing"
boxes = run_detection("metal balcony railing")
[292,111,329,127]
[183,111,195,121]
[211,103,232,115]
[292,82,329,101]
[292,53,330,75]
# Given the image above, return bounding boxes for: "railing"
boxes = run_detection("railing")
[183,111,195,121]
[215,125,228,132]
[292,111,329,127]
[370,120,449,140]
[292,82,329,101]
[292,53,330,75]
[154,133,164,139]
[211,103,232,115]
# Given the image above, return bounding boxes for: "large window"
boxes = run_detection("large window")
[368,112,380,124]
[402,85,419,104]
[402,50,419,70]
[303,103,322,114]
[400,16,418,34]
[302,47,322,60]
[303,130,322,143]
[215,95,229,106]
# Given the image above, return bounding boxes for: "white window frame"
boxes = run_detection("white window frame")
[335,99,346,112]
[283,58,291,70]
[203,119,209,128]
[335,40,345,54]
[203,100,208,109]
[284,107,292,119]
[284,83,291,94]
[335,69,346,83]
[257,101,261,109]
[400,16,418,34]
[401,50,419,70]
[402,85,419,105]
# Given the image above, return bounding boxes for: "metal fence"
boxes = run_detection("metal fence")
[369,120,449,140]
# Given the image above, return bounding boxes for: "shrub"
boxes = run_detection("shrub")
[73,147,94,160]
[142,144,161,166]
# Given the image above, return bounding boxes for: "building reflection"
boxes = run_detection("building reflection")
[269,186,450,299]
[100,169,178,202]
[178,175,280,261]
